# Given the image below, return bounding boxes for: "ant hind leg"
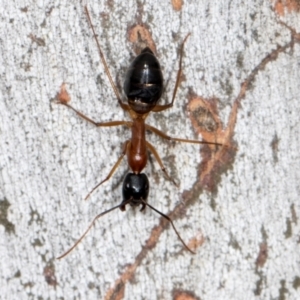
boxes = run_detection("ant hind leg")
[146,141,178,187]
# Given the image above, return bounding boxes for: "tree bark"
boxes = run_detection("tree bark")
[0,1,300,299]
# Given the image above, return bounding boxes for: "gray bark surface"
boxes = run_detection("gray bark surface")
[0,1,299,299]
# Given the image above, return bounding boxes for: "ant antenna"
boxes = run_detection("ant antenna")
[57,200,131,259]
[57,197,195,258]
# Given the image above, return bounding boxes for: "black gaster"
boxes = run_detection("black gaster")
[124,47,163,114]
[121,173,149,211]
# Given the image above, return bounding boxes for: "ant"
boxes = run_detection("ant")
[56,6,223,259]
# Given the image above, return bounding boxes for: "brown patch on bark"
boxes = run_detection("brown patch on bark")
[43,265,58,287]
[188,95,238,191]
[291,203,298,224]
[56,83,71,104]
[173,290,200,300]
[187,22,299,192]
[127,24,157,55]
[172,0,184,11]
[270,133,280,163]
[28,33,46,47]
[273,0,300,16]
[256,242,268,268]
[0,198,15,234]
[187,231,205,251]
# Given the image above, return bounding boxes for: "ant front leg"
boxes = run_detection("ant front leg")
[152,34,190,113]
[56,97,131,128]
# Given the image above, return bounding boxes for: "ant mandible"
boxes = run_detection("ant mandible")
[57,6,223,259]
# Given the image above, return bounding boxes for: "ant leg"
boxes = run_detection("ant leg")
[146,124,223,148]
[152,34,190,113]
[85,141,130,200]
[57,199,131,259]
[146,141,178,187]
[84,6,128,111]
[58,102,132,128]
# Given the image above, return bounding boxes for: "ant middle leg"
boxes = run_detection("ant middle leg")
[152,34,191,113]
[146,124,223,148]
[146,141,178,186]
[85,140,130,200]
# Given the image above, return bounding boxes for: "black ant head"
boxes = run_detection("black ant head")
[121,173,149,211]
[124,48,163,114]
